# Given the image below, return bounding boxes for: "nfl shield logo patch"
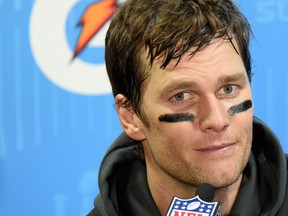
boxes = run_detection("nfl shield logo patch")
[166,195,221,216]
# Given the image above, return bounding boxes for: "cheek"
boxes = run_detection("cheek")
[233,111,253,151]
[237,109,253,131]
[147,124,179,143]
[151,118,194,138]
[147,122,195,158]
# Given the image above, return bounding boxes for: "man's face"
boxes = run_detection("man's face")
[139,38,253,188]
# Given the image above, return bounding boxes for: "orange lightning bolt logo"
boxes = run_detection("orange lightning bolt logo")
[73,0,118,59]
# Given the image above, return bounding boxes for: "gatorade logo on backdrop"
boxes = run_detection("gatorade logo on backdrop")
[29,0,125,95]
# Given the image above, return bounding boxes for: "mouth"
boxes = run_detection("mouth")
[195,142,236,153]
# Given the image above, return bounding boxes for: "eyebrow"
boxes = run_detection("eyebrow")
[159,81,200,99]
[217,73,247,86]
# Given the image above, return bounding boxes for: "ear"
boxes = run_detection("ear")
[115,94,146,141]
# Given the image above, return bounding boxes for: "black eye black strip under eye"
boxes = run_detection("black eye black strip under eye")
[228,100,253,116]
[158,100,252,123]
[158,113,196,123]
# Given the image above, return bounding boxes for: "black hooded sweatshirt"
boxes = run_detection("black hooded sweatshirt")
[88,117,288,216]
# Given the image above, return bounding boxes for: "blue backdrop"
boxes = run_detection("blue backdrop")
[0,0,287,215]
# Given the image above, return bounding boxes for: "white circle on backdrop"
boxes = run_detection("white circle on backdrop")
[29,0,112,95]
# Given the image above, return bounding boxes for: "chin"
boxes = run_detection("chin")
[206,169,243,189]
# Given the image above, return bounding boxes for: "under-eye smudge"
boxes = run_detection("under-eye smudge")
[228,100,252,116]
[159,113,196,123]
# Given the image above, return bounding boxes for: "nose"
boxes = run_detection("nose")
[198,97,231,133]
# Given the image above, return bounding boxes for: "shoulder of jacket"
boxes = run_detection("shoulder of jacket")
[87,195,109,216]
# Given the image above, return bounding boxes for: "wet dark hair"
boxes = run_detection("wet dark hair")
[105,0,252,117]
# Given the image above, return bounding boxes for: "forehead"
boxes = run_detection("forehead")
[146,38,246,80]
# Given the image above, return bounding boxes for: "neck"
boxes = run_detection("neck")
[147,164,197,215]
[214,175,242,216]
[144,144,198,215]
[144,147,242,216]
[148,171,242,216]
